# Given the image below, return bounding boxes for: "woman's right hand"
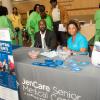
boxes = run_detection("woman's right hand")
[62,46,68,51]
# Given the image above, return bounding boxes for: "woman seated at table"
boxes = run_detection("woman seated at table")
[64,20,88,52]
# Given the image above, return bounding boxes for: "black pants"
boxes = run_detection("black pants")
[53,21,67,46]
[53,21,60,42]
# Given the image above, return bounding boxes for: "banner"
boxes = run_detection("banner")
[0,28,18,100]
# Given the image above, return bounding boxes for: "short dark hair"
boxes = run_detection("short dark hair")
[33,4,40,11]
[13,7,17,11]
[12,7,18,15]
[99,3,100,8]
[0,6,3,16]
[39,19,46,25]
[2,6,8,15]
[0,6,8,16]
[50,0,57,4]
[67,20,80,32]
[39,5,45,13]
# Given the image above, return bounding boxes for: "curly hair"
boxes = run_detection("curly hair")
[67,20,80,32]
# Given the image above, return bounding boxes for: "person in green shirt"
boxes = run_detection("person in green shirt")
[0,6,16,45]
[39,5,53,31]
[26,4,40,47]
[26,4,53,47]
[94,4,100,42]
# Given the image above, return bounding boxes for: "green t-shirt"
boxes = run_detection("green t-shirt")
[0,16,16,45]
[94,10,100,29]
[26,12,53,35]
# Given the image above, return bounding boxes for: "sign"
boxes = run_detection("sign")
[0,28,18,100]
[14,47,98,100]
[91,41,100,67]
[15,61,98,100]
[58,24,66,32]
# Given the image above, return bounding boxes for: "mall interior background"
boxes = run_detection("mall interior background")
[0,0,100,25]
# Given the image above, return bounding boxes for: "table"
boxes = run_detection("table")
[13,47,100,100]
